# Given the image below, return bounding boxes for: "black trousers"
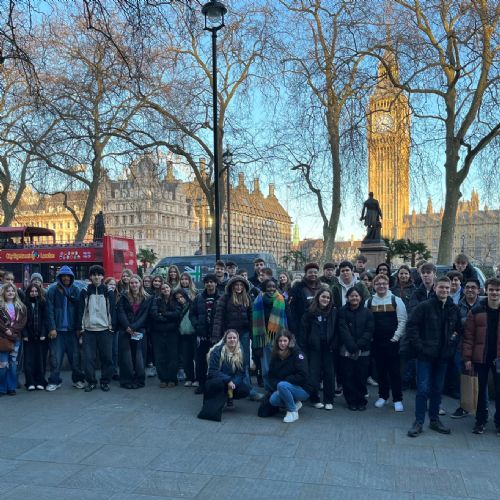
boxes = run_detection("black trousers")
[151,331,179,384]
[118,331,146,386]
[83,330,113,384]
[341,356,370,407]
[373,342,403,402]
[308,342,335,404]
[195,338,212,386]
[181,335,196,382]
[24,338,48,387]
[475,360,500,426]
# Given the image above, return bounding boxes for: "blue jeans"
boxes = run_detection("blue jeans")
[239,331,257,397]
[261,344,273,392]
[48,331,84,385]
[270,381,309,412]
[415,359,448,424]
[0,340,20,393]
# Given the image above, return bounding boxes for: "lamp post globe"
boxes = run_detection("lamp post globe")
[202,1,227,31]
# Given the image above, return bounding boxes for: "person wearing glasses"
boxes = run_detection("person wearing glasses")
[366,274,407,412]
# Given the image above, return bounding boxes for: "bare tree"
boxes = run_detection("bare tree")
[113,1,275,252]
[272,0,371,263]
[368,0,499,264]
[24,17,144,240]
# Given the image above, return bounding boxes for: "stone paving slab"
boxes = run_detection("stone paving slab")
[2,376,500,499]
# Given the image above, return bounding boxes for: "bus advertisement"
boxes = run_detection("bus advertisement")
[0,227,137,286]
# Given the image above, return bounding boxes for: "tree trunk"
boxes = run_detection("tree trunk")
[321,108,342,266]
[0,202,14,226]
[75,178,100,242]
[437,166,461,264]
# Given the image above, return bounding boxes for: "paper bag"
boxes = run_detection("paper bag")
[460,372,478,414]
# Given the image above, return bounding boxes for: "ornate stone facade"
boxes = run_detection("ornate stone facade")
[13,187,99,242]
[404,191,499,265]
[103,156,199,257]
[367,51,410,240]
[183,172,292,261]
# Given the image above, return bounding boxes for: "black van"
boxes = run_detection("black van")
[151,253,278,289]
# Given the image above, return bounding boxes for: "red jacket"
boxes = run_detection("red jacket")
[462,300,500,364]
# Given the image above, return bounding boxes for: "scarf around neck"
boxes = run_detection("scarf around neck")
[252,291,287,348]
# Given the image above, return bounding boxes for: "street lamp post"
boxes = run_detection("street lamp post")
[223,147,233,254]
[202,0,227,261]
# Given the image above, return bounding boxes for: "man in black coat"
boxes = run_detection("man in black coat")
[404,276,462,437]
[288,263,321,347]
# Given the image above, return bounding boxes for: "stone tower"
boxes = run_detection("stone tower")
[367,49,410,239]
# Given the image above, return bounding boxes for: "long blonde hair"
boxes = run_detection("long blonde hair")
[0,284,26,315]
[176,272,197,300]
[207,329,244,372]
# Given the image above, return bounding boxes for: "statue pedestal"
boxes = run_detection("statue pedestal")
[358,241,389,271]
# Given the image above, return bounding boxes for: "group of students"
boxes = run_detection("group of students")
[0,254,499,439]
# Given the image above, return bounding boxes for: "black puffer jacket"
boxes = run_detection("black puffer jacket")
[23,297,48,340]
[338,304,374,355]
[268,346,313,394]
[211,294,252,343]
[149,296,182,336]
[403,296,462,361]
[408,283,435,312]
[189,290,221,340]
[288,280,319,340]
[391,282,417,308]
[117,295,151,332]
[301,309,338,352]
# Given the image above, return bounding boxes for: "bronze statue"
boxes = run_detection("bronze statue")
[360,192,383,241]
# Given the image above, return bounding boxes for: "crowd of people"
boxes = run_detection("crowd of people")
[0,253,499,438]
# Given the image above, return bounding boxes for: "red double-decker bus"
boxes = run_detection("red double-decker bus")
[0,227,137,287]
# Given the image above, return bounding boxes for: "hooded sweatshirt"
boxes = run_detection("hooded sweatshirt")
[46,266,80,332]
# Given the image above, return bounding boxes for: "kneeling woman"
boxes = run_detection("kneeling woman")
[198,329,250,421]
[268,330,313,423]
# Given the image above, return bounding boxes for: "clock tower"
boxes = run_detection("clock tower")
[367,50,410,240]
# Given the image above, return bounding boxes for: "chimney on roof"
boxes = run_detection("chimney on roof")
[253,178,260,193]
[269,184,275,197]
[238,172,245,186]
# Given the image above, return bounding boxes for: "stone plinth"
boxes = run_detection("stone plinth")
[358,241,389,270]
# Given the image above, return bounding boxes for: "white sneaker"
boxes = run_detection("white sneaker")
[313,402,325,409]
[439,407,446,416]
[36,385,45,391]
[46,384,61,392]
[283,411,299,423]
[73,381,86,389]
[146,365,157,378]
[192,381,200,387]
[295,401,303,412]
[184,381,193,387]
[325,403,334,411]
[27,385,35,391]
[394,401,404,412]
[374,398,387,408]
[367,377,379,386]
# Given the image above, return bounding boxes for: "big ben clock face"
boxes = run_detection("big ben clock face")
[374,113,394,133]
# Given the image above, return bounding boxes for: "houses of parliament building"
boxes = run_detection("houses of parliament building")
[367,51,498,265]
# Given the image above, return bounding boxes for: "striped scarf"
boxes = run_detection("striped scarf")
[252,292,287,348]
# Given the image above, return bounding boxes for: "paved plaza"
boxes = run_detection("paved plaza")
[1,378,500,500]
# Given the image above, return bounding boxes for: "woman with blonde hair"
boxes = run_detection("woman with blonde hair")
[176,272,198,301]
[0,284,27,395]
[197,329,250,421]
[117,274,151,389]
[166,265,181,289]
[212,275,261,400]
